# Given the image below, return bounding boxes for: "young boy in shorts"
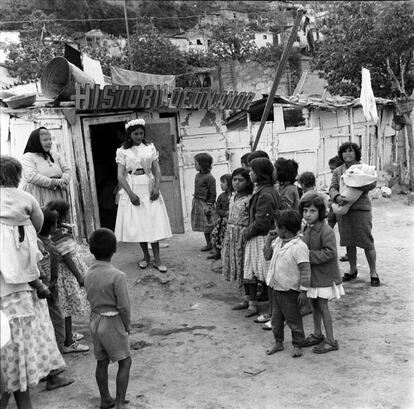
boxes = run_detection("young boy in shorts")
[85,228,131,409]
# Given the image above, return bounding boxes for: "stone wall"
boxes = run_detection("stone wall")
[218,60,289,100]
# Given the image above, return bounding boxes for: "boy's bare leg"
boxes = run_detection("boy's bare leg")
[96,358,114,409]
[116,357,131,409]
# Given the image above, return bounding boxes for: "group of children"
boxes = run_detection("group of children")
[191,151,345,357]
[1,156,130,409]
[0,147,351,408]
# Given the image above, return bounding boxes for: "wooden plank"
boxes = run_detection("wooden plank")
[71,121,96,240]
[82,123,101,231]
[146,117,185,234]
[253,7,305,151]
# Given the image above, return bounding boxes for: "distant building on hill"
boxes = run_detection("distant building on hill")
[254,31,274,48]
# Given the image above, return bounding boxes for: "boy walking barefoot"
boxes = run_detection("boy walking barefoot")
[85,228,131,409]
[264,210,311,358]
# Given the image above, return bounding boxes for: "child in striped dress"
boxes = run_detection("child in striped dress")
[242,158,280,317]
[221,168,253,308]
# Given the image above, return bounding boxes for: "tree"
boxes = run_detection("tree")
[312,1,414,98]
[313,1,414,187]
[207,21,256,61]
[52,0,127,35]
[0,3,34,31]
[5,10,67,82]
[129,24,188,75]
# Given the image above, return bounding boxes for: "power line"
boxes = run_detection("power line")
[0,9,293,25]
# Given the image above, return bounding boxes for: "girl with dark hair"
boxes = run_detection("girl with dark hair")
[222,168,254,309]
[275,157,300,210]
[209,174,233,260]
[299,192,344,353]
[45,199,90,354]
[0,157,66,409]
[241,158,280,317]
[330,142,379,286]
[191,152,217,251]
[21,127,71,206]
[115,119,172,273]
[298,172,316,194]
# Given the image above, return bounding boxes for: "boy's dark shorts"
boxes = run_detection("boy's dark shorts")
[90,312,130,362]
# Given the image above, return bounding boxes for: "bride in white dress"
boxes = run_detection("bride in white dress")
[115,118,172,272]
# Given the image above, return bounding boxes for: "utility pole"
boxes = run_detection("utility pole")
[252,7,305,151]
[123,0,132,69]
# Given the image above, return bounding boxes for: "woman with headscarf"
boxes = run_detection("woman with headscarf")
[21,127,71,206]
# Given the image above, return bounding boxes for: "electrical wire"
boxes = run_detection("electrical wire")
[0,8,295,25]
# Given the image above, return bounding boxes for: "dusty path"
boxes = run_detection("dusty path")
[10,195,414,409]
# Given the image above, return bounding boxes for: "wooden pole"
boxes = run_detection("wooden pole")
[252,7,305,151]
[123,0,132,69]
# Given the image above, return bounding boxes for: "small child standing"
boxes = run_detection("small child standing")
[327,155,344,229]
[85,228,131,409]
[37,208,74,391]
[264,210,311,358]
[242,158,280,317]
[275,158,300,211]
[191,153,217,251]
[298,171,316,195]
[221,168,254,308]
[209,174,232,260]
[45,199,90,353]
[0,156,50,298]
[299,192,344,353]
[327,155,348,262]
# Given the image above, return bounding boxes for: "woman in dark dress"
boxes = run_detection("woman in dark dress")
[329,142,380,287]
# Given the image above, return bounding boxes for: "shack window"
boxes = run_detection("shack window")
[263,34,267,40]
[283,107,306,128]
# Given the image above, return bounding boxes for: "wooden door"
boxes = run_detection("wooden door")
[80,113,136,239]
[145,118,184,234]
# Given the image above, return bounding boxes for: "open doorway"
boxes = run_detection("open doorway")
[89,122,125,231]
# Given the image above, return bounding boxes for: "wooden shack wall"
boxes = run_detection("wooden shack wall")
[177,109,230,220]
[0,110,81,238]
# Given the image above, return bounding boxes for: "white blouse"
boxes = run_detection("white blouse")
[115,143,159,176]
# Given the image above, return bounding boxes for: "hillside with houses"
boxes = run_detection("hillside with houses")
[0,0,328,92]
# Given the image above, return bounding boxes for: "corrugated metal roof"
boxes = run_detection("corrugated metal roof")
[224,94,395,127]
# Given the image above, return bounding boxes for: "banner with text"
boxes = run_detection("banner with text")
[75,83,255,111]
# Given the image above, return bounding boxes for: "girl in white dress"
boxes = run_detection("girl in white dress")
[115,118,172,273]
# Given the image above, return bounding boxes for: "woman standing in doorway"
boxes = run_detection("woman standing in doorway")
[329,142,379,286]
[115,118,172,273]
[21,127,71,207]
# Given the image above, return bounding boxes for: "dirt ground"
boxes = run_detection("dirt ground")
[8,195,414,409]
